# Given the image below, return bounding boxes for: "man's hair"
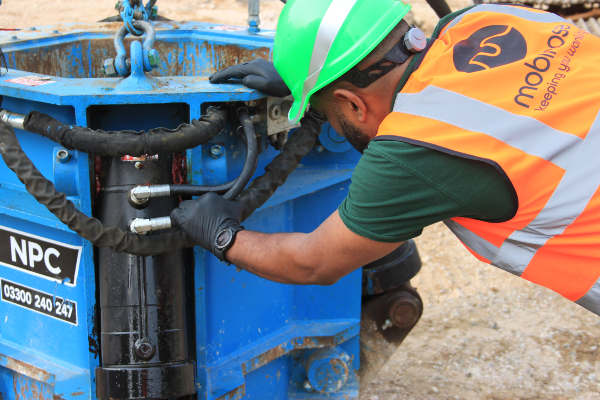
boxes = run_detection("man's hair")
[318,19,410,97]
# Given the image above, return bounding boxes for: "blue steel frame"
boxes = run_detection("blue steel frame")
[0,20,362,400]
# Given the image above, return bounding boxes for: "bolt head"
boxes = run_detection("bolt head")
[134,162,144,169]
[269,104,282,120]
[103,58,118,77]
[147,49,161,69]
[56,149,70,163]
[210,145,223,159]
[134,337,156,361]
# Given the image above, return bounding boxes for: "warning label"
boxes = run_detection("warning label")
[6,76,57,86]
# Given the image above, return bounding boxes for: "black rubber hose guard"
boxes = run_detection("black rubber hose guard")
[22,107,228,158]
[0,121,196,255]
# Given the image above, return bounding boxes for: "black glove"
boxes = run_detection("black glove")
[171,192,244,263]
[209,59,292,98]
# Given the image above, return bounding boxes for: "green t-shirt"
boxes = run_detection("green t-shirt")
[338,141,514,243]
[338,6,514,243]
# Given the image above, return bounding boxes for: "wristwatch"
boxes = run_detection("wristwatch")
[213,225,244,264]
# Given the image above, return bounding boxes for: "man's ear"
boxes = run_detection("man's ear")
[333,89,367,123]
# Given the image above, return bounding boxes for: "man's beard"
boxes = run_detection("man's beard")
[334,106,370,154]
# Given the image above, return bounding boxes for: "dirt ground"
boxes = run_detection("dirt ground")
[2,1,600,399]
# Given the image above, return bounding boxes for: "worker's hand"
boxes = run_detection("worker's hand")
[209,59,292,98]
[171,192,244,262]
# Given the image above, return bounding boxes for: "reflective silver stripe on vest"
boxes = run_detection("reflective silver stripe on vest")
[493,108,600,275]
[576,278,600,315]
[288,0,357,124]
[444,220,499,261]
[444,4,569,33]
[393,86,582,170]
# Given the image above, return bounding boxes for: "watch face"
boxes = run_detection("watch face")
[216,229,233,249]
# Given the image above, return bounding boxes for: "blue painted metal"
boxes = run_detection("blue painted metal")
[0,18,362,400]
[52,148,78,196]
[318,123,352,154]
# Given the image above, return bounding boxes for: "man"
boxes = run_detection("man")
[171,0,600,316]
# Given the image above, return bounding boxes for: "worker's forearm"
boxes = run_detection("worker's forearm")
[226,230,327,285]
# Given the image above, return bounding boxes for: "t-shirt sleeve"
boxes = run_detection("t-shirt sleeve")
[338,140,514,243]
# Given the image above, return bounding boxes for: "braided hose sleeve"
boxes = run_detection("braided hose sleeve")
[0,121,196,256]
[22,107,228,157]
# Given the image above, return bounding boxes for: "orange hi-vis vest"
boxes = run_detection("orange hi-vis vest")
[375,4,600,315]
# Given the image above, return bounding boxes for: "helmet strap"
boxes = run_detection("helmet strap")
[339,26,426,89]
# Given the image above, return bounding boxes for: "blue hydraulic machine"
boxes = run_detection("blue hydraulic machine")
[0,1,424,399]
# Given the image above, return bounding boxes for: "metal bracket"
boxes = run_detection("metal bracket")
[103,20,160,78]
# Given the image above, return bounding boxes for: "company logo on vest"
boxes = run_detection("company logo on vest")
[453,25,527,73]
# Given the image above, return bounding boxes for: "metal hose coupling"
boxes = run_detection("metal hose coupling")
[130,216,172,234]
[0,109,26,130]
[129,184,171,206]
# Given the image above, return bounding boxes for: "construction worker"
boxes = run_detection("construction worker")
[171,0,600,316]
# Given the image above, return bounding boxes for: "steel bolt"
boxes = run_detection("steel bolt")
[314,144,325,153]
[303,380,314,392]
[102,58,118,77]
[134,337,156,361]
[381,319,393,330]
[147,49,161,69]
[269,104,282,120]
[56,149,70,164]
[210,145,223,159]
[134,162,144,169]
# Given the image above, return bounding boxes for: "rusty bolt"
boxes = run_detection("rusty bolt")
[303,380,314,392]
[134,162,144,169]
[147,49,161,69]
[387,293,421,329]
[134,337,156,361]
[103,58,118,77]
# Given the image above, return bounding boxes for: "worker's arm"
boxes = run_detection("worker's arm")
[226,211,401,285]
[171,192,402,285]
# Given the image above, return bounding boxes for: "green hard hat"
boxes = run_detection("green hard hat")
[273,0,412,124]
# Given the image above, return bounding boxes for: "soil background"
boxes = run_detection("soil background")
[2,1,600,399]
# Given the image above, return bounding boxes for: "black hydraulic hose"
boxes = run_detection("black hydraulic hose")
[426,0,452,18]
[237,109,327,221]
[169,180,236,196]
[22,107,228,157]
[169,109,258,198]
[223,108,258,200]
[0,121,196,255]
